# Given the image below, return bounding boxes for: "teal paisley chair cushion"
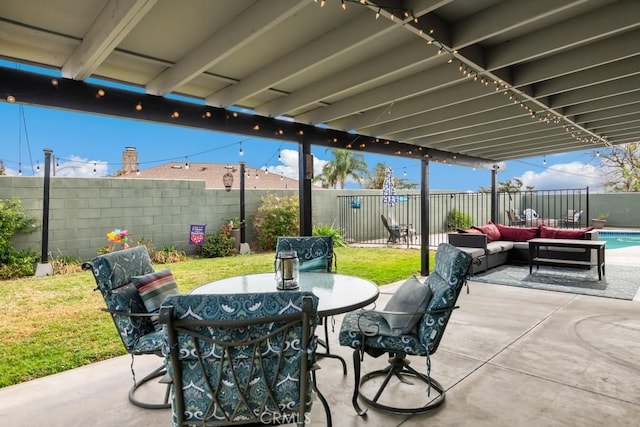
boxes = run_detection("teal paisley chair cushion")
[85,246,156,351]
[339,243,472,356]
[160,291,320,426]
[276,236,335,272]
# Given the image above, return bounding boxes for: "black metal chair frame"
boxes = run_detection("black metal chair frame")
[350,306,459,416]
[275,236,346,376]
[82,248,170,410]
[159,296,332,426]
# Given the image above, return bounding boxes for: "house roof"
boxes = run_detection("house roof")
[1,0,639,167]
[124,162,299,189]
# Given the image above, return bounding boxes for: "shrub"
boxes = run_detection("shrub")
[0,198,38,279]
[50,251,83,275]
[312,223,346,247]
[199,224,236,258]
[151,245,187,263]
[445,209,473,231]
[253,194,299,251]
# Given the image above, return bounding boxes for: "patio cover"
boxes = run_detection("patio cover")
[1,0,639,165]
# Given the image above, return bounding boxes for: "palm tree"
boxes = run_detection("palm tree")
[316,149,368,189]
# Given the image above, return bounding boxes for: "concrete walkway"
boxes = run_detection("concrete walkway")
[1,251,639,426]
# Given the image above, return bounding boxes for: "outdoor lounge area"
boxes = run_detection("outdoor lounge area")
[1,248,638,426]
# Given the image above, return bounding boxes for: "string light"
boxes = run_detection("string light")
[330,0,608,150]
[135,102,143,111]
[239,141,244,156]
[185,157,189,169]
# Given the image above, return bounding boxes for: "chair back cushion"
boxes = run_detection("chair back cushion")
[86,246,156,350]
[160,292,318,426]
[419,243,472,353]
[382,276,432,335]
[276,236,334,272]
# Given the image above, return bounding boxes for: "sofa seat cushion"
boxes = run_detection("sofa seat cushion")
[457,247,485,259]
[486,241,514,255]
[512,241,529,250]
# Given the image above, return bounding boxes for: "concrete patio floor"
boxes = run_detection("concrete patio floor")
[1,249,638,426]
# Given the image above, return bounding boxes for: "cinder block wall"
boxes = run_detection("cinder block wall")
[0,176,342,261]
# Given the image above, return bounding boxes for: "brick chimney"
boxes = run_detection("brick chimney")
[122,147,138,175]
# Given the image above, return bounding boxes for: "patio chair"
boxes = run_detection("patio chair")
[560,209,583,227]
[275,236,336,272]
[82,245,175,409]
[381,214,410,245]
[159,292,331,426]
[275,236,344,373]
[506,209,525,226]
[339,243,472,415]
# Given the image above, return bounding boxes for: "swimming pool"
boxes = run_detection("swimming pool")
[598,231,640,250]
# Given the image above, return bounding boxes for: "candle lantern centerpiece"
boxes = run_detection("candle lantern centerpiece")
[274,250,299,290]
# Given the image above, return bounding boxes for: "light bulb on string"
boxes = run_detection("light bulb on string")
[596,150,600,157]
[239,142,244,156]
[185,157,189,169]
[93,163,97,174]
[36,161,40,172]
[543,155,547,165]
[278,149,281,161]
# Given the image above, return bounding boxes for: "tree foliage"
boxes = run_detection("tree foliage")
[315,149,368,189]
[252,194,299,251]
[479,178,534,193]
[0,198,38,279]
[364,163,418,189]
[597,143,640,192]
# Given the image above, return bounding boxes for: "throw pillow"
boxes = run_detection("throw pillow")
[496,224,539,241]
[471,221,501,242]
[382,276,433,335]
[131,269,179,330]
[539,224,594,239]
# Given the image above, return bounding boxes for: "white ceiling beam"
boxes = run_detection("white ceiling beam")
[296,60,462,125]
[533,56,640,97]
[550,75,640,108]
[393,106,529,141]
[146,0,305,96]
[332,79,492,131]
[206,11,395,107]
[453,0,586,48]
[363,92,509,137]
[254,39,434,118]
[564,92,640,116]
[514,30,640,86]
[486,1,640,69]
[62,0,157,80]
[575,103,640,125]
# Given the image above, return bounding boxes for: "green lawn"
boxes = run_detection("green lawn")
[0,246,430,388]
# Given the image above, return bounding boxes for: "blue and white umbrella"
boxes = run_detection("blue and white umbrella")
[382,166,397,207]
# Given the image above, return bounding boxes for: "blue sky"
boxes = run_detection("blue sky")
[1,62,607,192]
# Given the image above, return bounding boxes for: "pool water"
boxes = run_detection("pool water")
[598,231,640,250]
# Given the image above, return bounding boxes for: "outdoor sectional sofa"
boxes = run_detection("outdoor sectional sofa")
[448,222,599,275]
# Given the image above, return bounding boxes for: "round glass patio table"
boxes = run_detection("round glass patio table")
[191,272,379,317]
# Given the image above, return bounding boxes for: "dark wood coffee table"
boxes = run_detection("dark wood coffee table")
[528,238,606,280]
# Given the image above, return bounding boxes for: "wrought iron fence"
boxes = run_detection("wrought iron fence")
[337,187,589,248]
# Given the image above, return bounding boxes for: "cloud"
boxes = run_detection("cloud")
[518,161,604,191]
[265,149,329,180]
[15,156,109,177]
